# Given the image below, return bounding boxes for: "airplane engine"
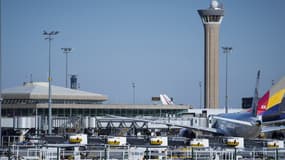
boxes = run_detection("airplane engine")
[178,128,196,139]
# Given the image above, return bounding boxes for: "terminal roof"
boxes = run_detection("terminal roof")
[2,82,108,101]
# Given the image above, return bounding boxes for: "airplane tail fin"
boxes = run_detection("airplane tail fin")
[160,94,174,105]
[252,70,261,117]
[256,76,285,116]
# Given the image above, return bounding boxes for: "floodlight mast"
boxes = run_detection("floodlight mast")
[132,82,136,104]
[0,0,2,147]
[61,48,72,88]
[222,46,232,114]
[43,30,59,135]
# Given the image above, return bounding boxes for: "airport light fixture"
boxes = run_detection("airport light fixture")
[0,0,2,147]
[61,48,72,88]
[132,82,136,104]
[199,81,202,109]
[222,46,232,114]
[43,30,59,135]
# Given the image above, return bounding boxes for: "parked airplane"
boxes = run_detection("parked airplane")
[184,71,285,138]
[183,71,285,138]
[110,71,285,138]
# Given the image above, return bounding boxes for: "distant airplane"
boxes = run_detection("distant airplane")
[110,71,285,138]
[160,94,174,105]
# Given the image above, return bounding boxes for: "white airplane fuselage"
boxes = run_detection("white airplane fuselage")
[213,112,261,138]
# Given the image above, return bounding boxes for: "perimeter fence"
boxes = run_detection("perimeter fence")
[0,144,284,160]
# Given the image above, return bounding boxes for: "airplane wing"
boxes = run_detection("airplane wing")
[107,115,218,133]
[261,117,285,132]
[262,119,285,125]
[212,116,254,126]
[262,125,285,133]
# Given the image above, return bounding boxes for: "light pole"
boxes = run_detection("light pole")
[132,82,136,104]
[61,48,72,88]
[222,46,232,113]
[199,81,202,109]
[43,30,59,135]
[0,0,2,147]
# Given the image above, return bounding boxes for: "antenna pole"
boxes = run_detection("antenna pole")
[252,70,260,116]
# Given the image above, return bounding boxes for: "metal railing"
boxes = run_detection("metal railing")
[0,144,285,160]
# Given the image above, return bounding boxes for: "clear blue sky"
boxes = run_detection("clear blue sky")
[2,0,285,108]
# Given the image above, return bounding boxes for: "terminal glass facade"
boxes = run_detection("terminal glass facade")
[2,98,188,117]
[3,107,184,117]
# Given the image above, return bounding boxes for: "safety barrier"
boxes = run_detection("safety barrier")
[0,144,284,160]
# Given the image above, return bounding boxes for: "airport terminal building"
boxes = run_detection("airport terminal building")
[2,82,190,118]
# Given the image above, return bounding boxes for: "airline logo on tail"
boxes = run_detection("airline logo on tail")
[256,77,285,120]
[160,94,174,105]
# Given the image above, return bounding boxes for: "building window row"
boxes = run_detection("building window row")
[2,99,103,104]
[2,108,182,117]
[203,15,221,22]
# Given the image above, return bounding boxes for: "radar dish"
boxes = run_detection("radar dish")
[211,0,219,9]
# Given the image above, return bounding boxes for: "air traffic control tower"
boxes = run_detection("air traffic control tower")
[198,0,224,108]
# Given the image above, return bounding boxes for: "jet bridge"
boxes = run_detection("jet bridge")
[95,117,148,129]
